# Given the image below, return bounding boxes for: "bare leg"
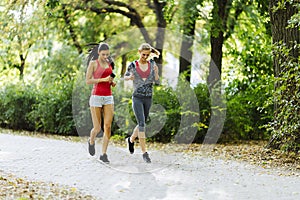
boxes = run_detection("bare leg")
[130,125,139,143]
[138,131,146,153]
[90,107,102,145]
[102,104,114,154]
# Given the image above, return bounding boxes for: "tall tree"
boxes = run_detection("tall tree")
[267,0,300,151]
[204,0,256,144]
[207,0,252,88]
[0,1,45,80]
[179,0,203,82]
[72,0,177,76]
[46,0,85,54]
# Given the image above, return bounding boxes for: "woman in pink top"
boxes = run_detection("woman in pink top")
[86,42,116,163]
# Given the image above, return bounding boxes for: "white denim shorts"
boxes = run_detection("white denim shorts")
[89,95,114,107]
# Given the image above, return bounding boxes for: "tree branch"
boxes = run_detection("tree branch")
[224,0,249,40]
[74,3,152,43]
[103,0,138,13]
[62,4,83,54]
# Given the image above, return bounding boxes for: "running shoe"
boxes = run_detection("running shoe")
[100,153,110,164]
[126,137,134,154]
[143,152,151,163]
[88,140,95,156]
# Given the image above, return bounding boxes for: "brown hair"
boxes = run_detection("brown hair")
[98,42,110,52]
[86,42,114,69]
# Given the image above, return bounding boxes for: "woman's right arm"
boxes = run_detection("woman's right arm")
[124,63,134,81]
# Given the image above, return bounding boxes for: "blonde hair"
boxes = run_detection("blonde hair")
[138,43,160,58]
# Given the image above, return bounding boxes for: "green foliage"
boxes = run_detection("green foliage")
[28,82,76,135]
[151,86,181,143]
[221,4,274,141]
[224,6,273,82]
[0,84,37,130]
[113,80,210,144]
[266,52,300,152]
[192,83,210,142]
[0,81,76,135]
[0,0,47,79]
[36,45,83,84]
[150,81,210,143]
[224,75,274,141]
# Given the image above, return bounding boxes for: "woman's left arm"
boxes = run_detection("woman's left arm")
[154,65,159,81]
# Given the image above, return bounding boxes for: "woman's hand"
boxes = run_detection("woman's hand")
[111,81,117,87]
[99,76,113,83]
[125,74,135,81]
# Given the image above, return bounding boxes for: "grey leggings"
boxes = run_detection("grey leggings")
[132,96,152,132]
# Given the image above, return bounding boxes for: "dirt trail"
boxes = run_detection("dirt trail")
[0,133,299,200]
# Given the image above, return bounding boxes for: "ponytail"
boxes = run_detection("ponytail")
[86,43,99,68]
[86,42,115,70]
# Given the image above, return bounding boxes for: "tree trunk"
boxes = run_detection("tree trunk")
[204,0,231,145]
[178,0,203,82]
[19,54,25,80]
[207,0,228,89]
[179,23,196,82]
[121,54,127,76]
[153,0,167,77]
[62,4,83,54]
[270,0,299,78]
[267,0,300,150]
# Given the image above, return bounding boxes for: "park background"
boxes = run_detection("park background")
[0,0,299,153]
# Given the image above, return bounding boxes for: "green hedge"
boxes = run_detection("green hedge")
[0,77,273,143]
[0,84,37,131]
[0,82,76,135]
[28,83,76,135]
[223,75,274,141]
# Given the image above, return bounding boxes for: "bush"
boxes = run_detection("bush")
[192,83,210,142]
[113,82,207,143]
[223,75,274,141]
[1,75,274,143]
[113,81,211,144]
[0,84,37,131]
[266,59,300,152]
[28,82,76,135]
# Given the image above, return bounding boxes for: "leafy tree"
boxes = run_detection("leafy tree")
[178,0,204,82]
[267,0,300,151]
[62,0,179,76]
[223,3,274,140]
[0,0,46,80]
[207,0,269,88]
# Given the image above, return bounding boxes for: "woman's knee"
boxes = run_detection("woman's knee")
[138,125,145,133]
[104,123,112,131]
[92,126,101,134]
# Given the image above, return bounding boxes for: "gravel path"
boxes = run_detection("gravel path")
[0,133,299,200]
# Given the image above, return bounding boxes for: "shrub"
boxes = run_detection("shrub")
[193,83,210,142]
[28,82,76,135]
[223,75,274,141]
[0,84,37,130]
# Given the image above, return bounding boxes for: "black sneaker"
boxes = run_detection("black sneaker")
[143,152,151,163]
[126,137,134,154]
[88,140,95,156]
[100,153,110,164]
